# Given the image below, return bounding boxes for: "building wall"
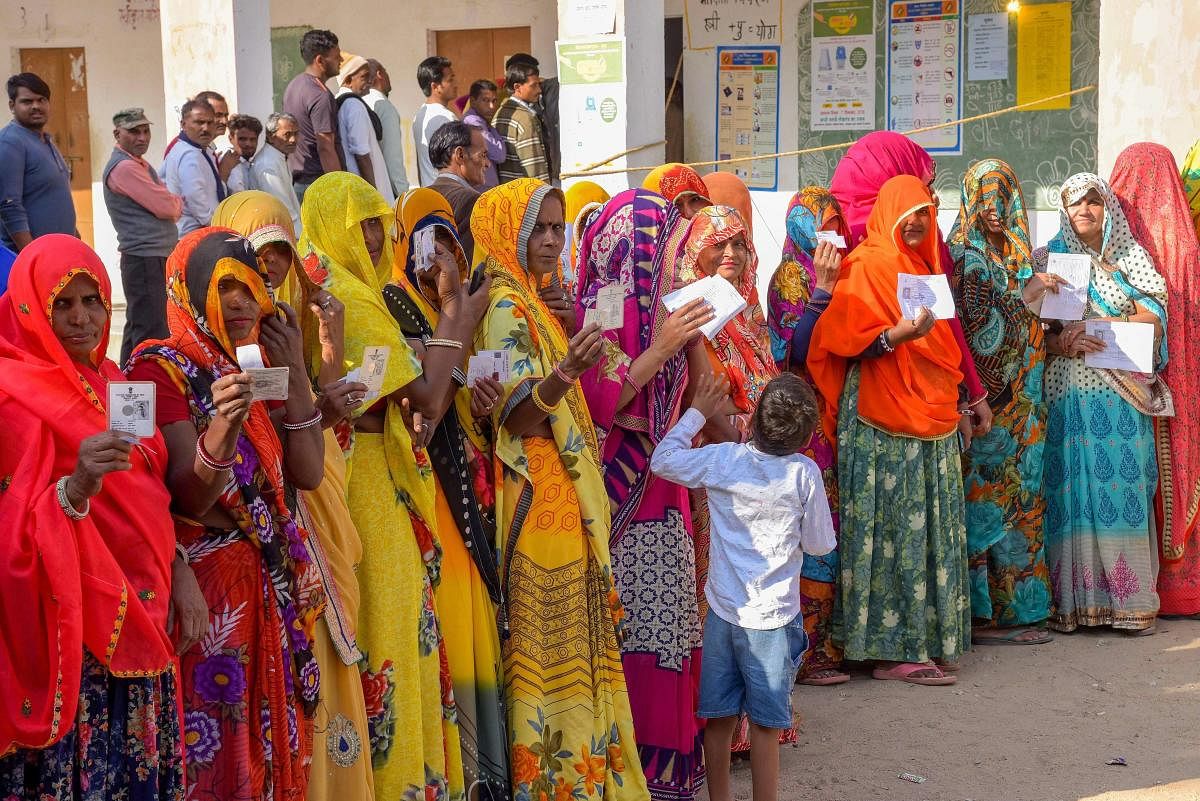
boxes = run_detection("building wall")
[1,0,167,293]
[1097,0,1200,175]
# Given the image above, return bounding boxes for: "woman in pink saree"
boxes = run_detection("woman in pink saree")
[575,189,716,800]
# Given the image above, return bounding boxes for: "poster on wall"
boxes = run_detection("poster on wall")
[810,0,876,130]
[715,46,780,191]
[886,0,964,155]
[1016,2,1071,110]
[556,38,626,172]
[562,0,618,37]
[967,12,1008,81]
[685,0,782,50]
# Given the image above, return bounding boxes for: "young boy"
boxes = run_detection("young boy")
[650,371,836,801]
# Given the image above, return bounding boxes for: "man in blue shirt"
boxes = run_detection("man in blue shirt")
[0,73,76,251]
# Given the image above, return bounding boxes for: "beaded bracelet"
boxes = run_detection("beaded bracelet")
[531,382,556,414]
[196,434,236,471]
[282,409,323,431]
[426,338,463,350]
[56,476,88,520]
[879,330,895,354]
[451,367,468,387]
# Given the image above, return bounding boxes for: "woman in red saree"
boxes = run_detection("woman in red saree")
[0,235,184,800]
[1109,142,1200,616]
[128,229,327,801]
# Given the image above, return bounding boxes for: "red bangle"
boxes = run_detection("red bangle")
[553,363,575,384]
[196,434,235,471]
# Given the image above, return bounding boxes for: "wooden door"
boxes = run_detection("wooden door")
[19,47,93,246]
[434,26,532,91]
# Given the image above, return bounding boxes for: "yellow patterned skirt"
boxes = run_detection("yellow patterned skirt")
[502,436,648,801]
[346,433,464,800]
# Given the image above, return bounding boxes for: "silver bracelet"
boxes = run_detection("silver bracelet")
[282,410,323,431]
[175,542,191,565]
[879,330,895,353]
[56,476,89,520]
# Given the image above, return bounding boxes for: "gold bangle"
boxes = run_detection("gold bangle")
[530,381,556,414]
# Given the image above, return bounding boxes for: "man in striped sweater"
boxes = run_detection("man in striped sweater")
[492,60,550,183]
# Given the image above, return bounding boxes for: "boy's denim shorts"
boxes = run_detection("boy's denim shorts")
[697,609,808,729]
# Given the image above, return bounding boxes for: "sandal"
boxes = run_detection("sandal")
[1121,626,1156,637]
[799,668,851,686]
[871,662,956,686]
[972,627,1053,646]
[934,658,960,673]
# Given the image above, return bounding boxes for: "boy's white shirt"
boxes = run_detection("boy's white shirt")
[650,407,837,630]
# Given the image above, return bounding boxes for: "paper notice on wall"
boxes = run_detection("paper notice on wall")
[1016,2,1072,110]
[562,0,617,37]
[886,0,964,154]
[967,12,1009,81]
[685,0,782,50]
[811,0,876,131]
[715,46,780,190]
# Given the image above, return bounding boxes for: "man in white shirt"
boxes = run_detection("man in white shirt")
[161,98,226,234]
[411,56,458,187]
[336,54,394,205]
[364,59,409,199]
[650,371,835,801]
[225,114,263,193]
[250,112,303,236]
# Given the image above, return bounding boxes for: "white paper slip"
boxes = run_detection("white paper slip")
[590,283,625,331]
[246,367,290,401]
[467,350,511,386]
[361,346,390,401]
[1084,321,1155,373]
[815,230,847,249]
[235,343,266,369]
[896,273,956,320]
[1040,253,1092,321]
[560,223,574,284]
[413,226,437,274]
[661,274,747,340]
[107,381,156,440]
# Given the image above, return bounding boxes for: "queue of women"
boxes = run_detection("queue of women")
[1,130,1198,801]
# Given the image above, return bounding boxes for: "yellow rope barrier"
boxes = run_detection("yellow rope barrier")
[561,84,1097,179]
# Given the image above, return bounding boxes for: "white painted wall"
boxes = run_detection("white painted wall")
[1097,0,1200,175]
[1,0,167,300]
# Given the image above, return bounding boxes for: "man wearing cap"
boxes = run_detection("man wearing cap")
[102,107,182,363]
[336,54,394,204]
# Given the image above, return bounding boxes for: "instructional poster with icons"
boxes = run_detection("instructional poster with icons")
[886,0,963,154]
[714,46,780,191]
[811,0,875,130]
[556,38,626,174]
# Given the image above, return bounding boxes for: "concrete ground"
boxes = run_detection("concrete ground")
[720,619,1200,801]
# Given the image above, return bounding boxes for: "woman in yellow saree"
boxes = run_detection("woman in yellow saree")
[298,172,487,801]
[471,178,649,801]
[386,188,508,800]
[212,191,375,800]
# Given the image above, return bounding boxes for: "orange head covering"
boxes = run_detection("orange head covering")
[703,171,754,234]
[807,174,962,441]
[0,236,175,753]
[642,163,710,205]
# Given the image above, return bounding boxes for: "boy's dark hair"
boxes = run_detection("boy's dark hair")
[300,29,339,64]
[505,61,539,90]
[751,373,819,456]
[7,72,51,101]
[228,114,263,135]
[429,121,473,169]
[180,99,215,120]
[417,56,452,97]
[469,78,497,99]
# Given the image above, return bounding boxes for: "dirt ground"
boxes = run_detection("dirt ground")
[717,619,1200,801]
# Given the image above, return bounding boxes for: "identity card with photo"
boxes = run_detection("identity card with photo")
[107,381,156,440]
[361,346,390,401]
[896,273,956,320]
[467,350,511,386]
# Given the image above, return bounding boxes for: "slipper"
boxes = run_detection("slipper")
[972,627,1053,646]
[799,668,851,686]
[1120,626,1156,637]
[934,659,960,673]
[871,662,956,686]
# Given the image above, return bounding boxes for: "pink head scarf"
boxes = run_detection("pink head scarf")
[831,131,936,248]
